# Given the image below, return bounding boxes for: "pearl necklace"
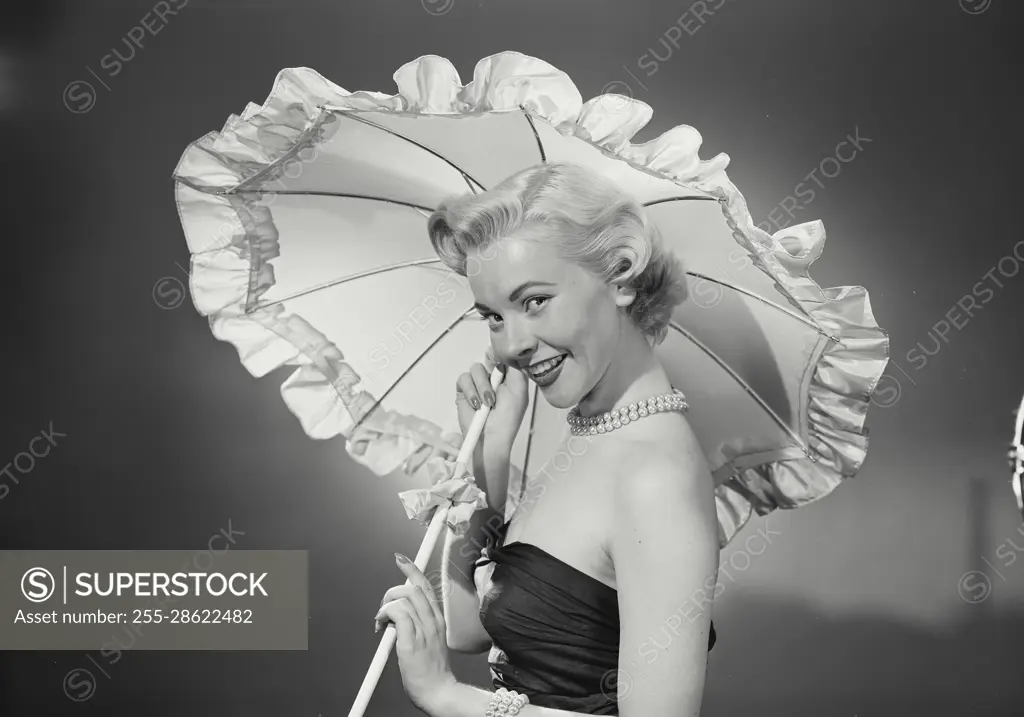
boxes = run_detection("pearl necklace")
[566,388,689,436]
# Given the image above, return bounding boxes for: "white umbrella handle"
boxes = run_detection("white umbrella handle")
[347,366,506,717]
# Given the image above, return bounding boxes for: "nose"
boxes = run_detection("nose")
[500,317,537,367]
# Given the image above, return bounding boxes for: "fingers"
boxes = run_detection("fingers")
[456,372,482,411]
[379,583,409,608]
[379,583,432,622]
[456,351,510,437]
[376,584,402,632]
[375,599,417,649]
[470,363,495,407]
[380,554,446,625]
[394,558,446,629]
[423,579,445,628]
[404,583,440,638]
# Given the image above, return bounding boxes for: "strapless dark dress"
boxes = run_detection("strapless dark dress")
[471,518,715,714]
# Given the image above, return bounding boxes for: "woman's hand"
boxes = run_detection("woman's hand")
[400,347,528,479]
[375,553,458,715]
[455,345,529,477]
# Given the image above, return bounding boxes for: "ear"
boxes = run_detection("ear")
[613,285,637,308]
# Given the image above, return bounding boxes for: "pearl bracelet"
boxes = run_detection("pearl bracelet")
[485,687,529,716]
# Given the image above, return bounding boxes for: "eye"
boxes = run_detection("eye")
[477,310,502,325]
[525,296,550,312]
[475,296,548,330]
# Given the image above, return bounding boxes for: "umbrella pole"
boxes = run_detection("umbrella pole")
[348,367,505,717]
[346,506,449,717]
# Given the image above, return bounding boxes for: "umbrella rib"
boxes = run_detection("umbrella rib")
[232,189,434,211]
[334,112,490,192]
[667,320,812,458]
[174,174,440,214]
[520,109,547,162]
[256,258,455,310]
[348,307,477,436]
[644,196,719,207]
[462,173,481,194]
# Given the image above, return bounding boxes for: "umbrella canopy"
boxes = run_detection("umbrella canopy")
[172,51,889,547]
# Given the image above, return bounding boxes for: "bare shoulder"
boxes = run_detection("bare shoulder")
[611,414,714,500]
[608,414,718,562]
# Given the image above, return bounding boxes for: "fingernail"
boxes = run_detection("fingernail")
[374,620,381,633]
[485,391,495,407]
[395,553,410,565]
[471,397,480,410]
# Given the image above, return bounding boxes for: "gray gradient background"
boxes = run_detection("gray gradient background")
[1,0,1023,715]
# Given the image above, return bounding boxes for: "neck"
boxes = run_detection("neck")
[576,324,672,419]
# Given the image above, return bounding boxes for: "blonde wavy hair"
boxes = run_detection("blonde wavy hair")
[427,162,688,346]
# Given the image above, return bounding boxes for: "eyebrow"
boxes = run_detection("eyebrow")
[473,281,556,313]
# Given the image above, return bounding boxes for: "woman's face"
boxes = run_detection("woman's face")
[468,229,628,409]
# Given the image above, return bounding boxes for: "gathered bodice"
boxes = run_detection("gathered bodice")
[471,519,715,714]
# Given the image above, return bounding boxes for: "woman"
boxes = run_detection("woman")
[375,162,720,716]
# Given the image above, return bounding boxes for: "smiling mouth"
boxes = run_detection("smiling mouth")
[527,354,567,379]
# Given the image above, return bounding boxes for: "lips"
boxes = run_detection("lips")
[527,354,567,379]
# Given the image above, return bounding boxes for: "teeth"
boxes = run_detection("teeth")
[529,355,565,376]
